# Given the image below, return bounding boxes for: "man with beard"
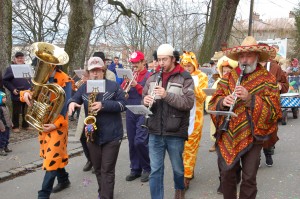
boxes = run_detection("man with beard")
[208,36,282,199]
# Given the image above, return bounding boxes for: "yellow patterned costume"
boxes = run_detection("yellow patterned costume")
[180,51,208,179]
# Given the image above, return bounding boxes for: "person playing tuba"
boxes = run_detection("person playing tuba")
[120,51,152,182]
[21,42,73,199]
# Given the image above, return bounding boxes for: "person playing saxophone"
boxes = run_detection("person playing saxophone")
[68,57,127,199]
[121,51,152,182]
[208,36,282,199]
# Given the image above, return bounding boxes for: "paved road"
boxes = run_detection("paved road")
[0,114,299,199]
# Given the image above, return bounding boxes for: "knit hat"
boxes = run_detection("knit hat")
[157,44,174,56]
[129,51,145,63]
[87,57,105,71]
[0,92,6,105]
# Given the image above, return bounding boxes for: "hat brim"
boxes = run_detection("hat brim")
[224,45,276,62]
[88,65,105,71]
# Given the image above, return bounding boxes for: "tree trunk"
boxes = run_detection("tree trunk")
[199,0,240,65]
[64,0,95,73]
[0,0,12,72]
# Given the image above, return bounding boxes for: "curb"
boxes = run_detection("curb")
[0,146,83,183]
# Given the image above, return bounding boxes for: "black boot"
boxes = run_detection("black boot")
[52,180,71,193]
[83,161,93,172]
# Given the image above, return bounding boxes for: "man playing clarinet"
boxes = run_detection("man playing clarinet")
[208,36,282,199]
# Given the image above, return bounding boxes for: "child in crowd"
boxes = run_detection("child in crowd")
[0,92,13,156]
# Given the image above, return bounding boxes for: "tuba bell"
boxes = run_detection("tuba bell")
[25,42,69,132]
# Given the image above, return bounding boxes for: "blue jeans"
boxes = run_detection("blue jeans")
[149,134,185,199]
[38,168,69,199]
[0,127,9,148]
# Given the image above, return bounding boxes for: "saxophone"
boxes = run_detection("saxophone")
[25,42,69,132]
[84,88,98,142]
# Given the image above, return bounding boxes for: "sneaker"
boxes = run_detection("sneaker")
[83,161,93,172]
[125,172,141,181]
[4,147,12,153]
[12,128,20,133]
[0,149,7,156]
[52,180,71,193]
[265,155,273,167]
[140,171,150,182]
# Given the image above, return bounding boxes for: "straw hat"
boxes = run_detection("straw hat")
[211,51,224,61]
[224,36,276,62]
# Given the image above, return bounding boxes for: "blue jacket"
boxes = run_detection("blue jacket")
[68,79,127,145]
[108,62,124,85]
[3,66,31,101]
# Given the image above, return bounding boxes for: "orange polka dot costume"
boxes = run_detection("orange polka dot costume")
[20,69,72,171]
[180,51,208,178]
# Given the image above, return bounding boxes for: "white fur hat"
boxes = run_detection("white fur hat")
[157,44,174,56]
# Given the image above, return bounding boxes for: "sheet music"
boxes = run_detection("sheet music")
[74,69,86,78]
[206,110,238,117]
[116,68,133,79]
[86,80,105,93]
[199,67,213,75]
[126,105,153,115]
[11,64,34,78]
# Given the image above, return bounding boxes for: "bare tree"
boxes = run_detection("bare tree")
[12,0,68,44]
[199,0,240,64]
[0,0,12,72]
[64,0,95,73]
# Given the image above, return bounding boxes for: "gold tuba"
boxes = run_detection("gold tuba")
[25,42,69,132]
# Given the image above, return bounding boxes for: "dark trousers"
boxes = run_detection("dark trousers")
[126,111,150,174]
[0,127,10,148]
[219,144,262,199]
[12,101,29,129]
[263,147,274,156]
[80,132,91,161]
[38,168,69,199]
[87,139,121,199]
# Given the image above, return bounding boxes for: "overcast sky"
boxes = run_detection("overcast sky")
[236,0,299,20]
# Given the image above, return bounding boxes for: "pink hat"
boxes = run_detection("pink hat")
[87,57,105,71]
[129,51,145,63]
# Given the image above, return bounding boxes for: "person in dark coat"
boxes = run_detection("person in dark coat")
[3,52,31,133]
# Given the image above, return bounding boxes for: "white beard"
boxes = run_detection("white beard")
[239,58,258,74]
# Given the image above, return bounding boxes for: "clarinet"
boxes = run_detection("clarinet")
[220,65,246,131]
[141,67,164,128]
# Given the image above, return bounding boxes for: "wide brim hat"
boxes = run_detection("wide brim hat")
[211,51,224,61]
[224,36,276,62]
